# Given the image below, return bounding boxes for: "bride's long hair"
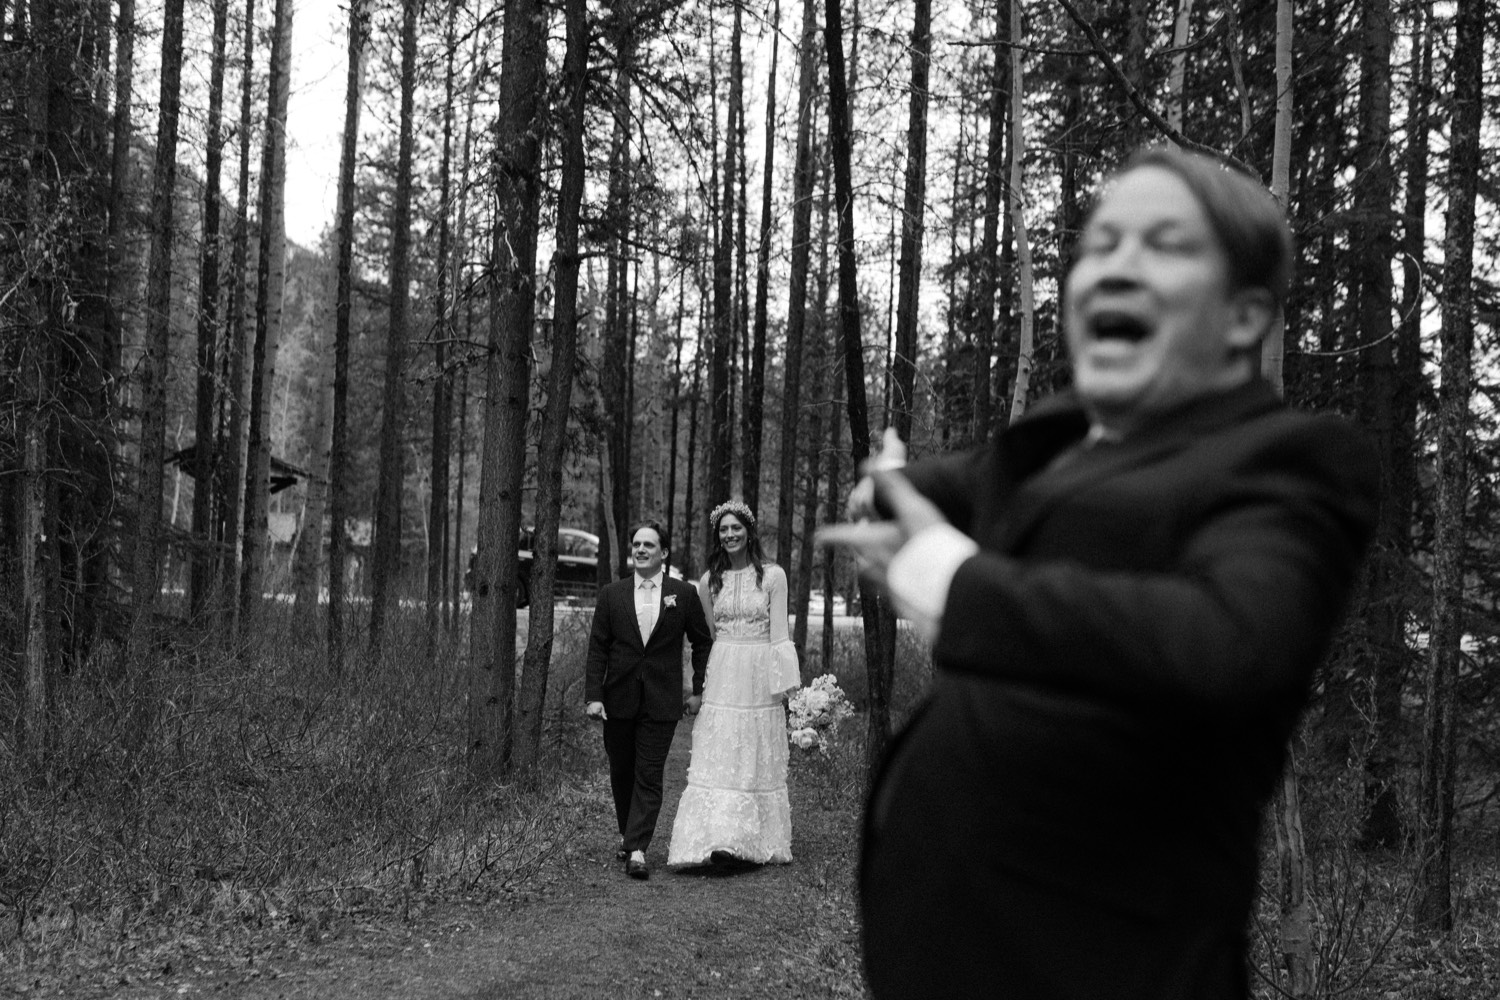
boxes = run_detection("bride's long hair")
[707,501,767,596]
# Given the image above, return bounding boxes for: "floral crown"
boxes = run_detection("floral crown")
[709,499,756,529]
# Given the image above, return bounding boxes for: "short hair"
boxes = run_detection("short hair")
[1102,145,1294,312]
[630,519,669,554]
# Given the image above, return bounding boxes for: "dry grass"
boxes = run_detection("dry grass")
[0,603,592,974]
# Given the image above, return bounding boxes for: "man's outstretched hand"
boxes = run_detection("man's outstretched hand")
[818,431,948,590]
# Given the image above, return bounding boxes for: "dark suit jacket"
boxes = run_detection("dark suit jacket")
[861,380,1378,999]
[584,574,712,721]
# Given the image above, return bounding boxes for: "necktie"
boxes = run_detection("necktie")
[639,579,657,642]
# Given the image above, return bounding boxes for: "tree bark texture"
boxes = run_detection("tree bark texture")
[369,0,420,651]
[467,0,546,777]
[1416,0,1484,936]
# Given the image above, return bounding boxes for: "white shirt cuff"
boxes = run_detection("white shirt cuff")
[886,522,979,642]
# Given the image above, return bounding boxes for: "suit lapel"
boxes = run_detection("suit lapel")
[994,381,1285,553]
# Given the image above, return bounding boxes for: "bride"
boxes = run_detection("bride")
[668,499,801,866]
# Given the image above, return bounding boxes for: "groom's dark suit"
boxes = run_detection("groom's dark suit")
[861,381,1378,999]
[585,573,712,854]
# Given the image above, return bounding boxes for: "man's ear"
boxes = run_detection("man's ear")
[1226,288,1277,351]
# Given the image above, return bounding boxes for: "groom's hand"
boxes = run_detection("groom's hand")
[585,701,607,721]
[685,694,702,715]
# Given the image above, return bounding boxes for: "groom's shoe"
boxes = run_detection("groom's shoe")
[625,850,649,880]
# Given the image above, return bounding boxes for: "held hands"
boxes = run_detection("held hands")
[685,694,703,715]
[585,701,607,721]
[816,428,949,590]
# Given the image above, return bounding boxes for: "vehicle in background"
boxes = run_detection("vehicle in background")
[805,590,850,617]
[517,527,600,607]
[467,527,601,607]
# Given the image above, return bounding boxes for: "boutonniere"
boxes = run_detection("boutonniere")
[664,595,677,609]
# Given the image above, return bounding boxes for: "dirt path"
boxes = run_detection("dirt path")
[57,718,867,1000]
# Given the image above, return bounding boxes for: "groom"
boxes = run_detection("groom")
[585,519,712,879]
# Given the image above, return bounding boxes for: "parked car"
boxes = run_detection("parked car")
[517,527,600,607]
[805,590,850,617]
[466,527,601,607]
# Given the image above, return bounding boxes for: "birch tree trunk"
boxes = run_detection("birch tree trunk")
[1004,0,1034,425]
[1259,0,1293,389]
[890,0,929,444]
[1166,0,1194,134]
[1416,0,1484,936]
[973,0,1008,443]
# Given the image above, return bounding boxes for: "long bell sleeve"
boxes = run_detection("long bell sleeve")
[765,565,802,696]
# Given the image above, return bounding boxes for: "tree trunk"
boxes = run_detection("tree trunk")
[599,7,635,585]
[775,0,820,573]
[369,0,420,651]
[425,0,461,648]
[744,0,779,518]
[1004,0,1034,424]
[238,0,293,641]
[326,0,368,672]
[1259,0,1293,389]
[514,0,587,773]
[1350,0,1402,850]
[219,0,258,636]
[1273,743,1315,995]
[708,1,740,508]
[134,0,186,621]
[291,313,332,639]
[1363,0,1431,849]
[190,0,230,621]
[1166,0,1194,133]
[1416,0,1483,936]
[467,0,547,777]
[824,0,893,770]
[890,0,930,444]
[973,0,1008,443]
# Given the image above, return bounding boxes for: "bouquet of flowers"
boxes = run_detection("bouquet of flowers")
[787,674,855,755]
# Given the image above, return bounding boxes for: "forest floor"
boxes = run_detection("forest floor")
[1,715,871,1000]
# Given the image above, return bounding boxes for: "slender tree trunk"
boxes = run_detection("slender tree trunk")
[1166,0,1194,133]
[514,0,586,772]
[708,1,741,507]
[467,0,547,777]
[190,0,230,621]
[599,7,635,584]
[425,0,461,648]
[134,0,186,622]
[369,0,420,651]
[744,0,779,517]
[291,311,332,639]
[238,0,293,641]
[1005,0,1034,424]
[219,0,257,637]
[1416,0,1483,936]
[890,0,930,444]
[825,0,892,769]
[1363,0,1431,849]
[1351,0,1402,850]
[775,0,820,573]
[1260,0,1293,388]
[326,0,367,672]
[973,0,1008,443]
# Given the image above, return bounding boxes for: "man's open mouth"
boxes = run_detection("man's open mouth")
[1089,311,1153,343]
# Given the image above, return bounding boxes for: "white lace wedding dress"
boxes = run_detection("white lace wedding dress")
[668,564,801,865]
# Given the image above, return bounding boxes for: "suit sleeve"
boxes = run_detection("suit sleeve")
[684,580,714,696]
[583,585,614,703]
[931,419,1378,717]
